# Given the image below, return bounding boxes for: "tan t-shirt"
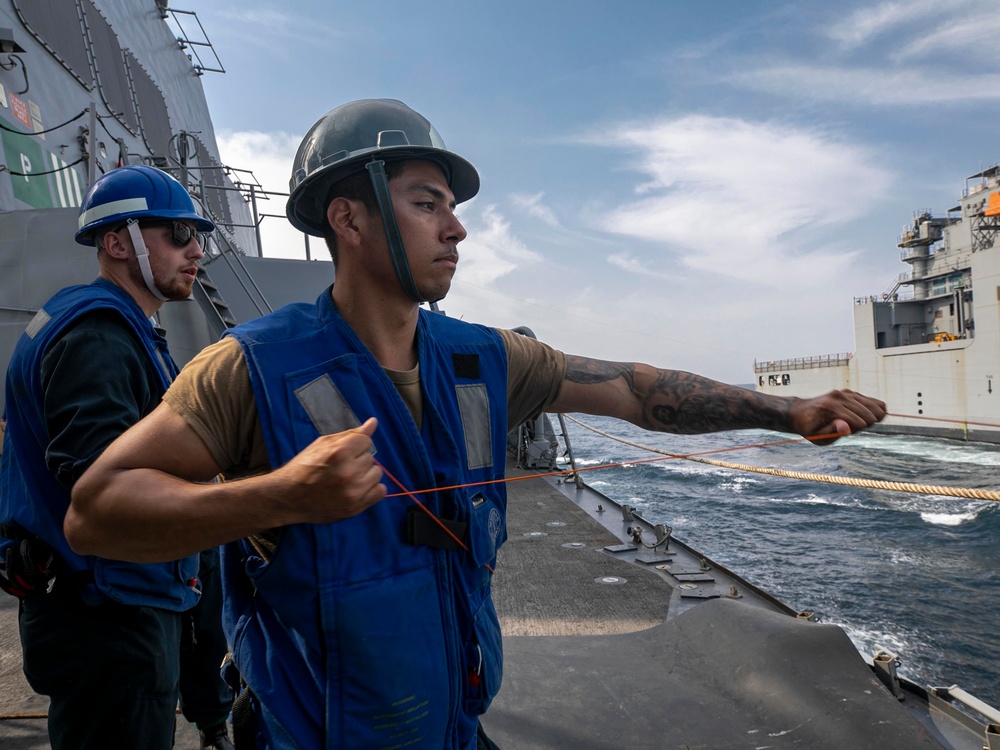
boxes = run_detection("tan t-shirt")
[164,328,566,478]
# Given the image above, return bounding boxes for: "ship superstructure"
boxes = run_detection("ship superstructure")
[756,167,1000,443]
[0,0,331,398]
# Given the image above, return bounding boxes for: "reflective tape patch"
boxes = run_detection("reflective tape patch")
[455,383,492,470]
[24,309,51,339]
[77,197,149,229]
[294,375,374,453]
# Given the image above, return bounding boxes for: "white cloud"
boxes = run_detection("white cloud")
[733,65,1000,106]
[729,2,1000,106]
[585,115,886,285]
[510,192,561,227]
[206,7,348,49]
[216,130,325,260]
[825,0,984,49]
[894,14,1000,62]
[607,252,678,280]
[826,1,939,48]
[457,204,542,287]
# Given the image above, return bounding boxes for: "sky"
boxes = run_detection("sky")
[182,0,1000,385]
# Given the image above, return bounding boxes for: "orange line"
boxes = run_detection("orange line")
[383,431,842,499]
[374,458,494,574]
[378,415,1000,536]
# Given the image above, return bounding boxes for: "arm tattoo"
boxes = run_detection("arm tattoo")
[645,370,789,434]
[562,356,792,435]
[564,356,635,389]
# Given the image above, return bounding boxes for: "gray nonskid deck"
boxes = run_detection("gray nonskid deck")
[492,467,672,636]
[483,470,982,749]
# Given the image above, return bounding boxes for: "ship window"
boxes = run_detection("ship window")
[81,0,139,135]
[126,50,172,157]
[13,0,94,89]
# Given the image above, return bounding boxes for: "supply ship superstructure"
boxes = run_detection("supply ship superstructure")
[755,168,1000,443]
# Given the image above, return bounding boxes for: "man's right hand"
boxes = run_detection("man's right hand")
[275,418,386,525]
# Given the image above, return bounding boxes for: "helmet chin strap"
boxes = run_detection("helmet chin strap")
[126,219,167,302]
[365,160,434,304]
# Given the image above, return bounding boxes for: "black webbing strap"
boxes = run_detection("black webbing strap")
[405,506,468,552]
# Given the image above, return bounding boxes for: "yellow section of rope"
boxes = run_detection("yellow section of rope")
[564,415,1000,503]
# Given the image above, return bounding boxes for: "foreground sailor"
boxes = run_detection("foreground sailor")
[0,165,232,749]
[67,100,886,749]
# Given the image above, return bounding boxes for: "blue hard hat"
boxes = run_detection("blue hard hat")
[75,165,215,246]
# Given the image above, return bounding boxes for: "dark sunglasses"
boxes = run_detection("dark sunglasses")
[116,220,206,248]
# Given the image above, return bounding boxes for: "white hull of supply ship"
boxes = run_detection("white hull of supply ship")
[755,166,1000,444]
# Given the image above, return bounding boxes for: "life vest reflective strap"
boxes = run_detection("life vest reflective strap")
[24,308,51,339]
[294,374,367,442]
[454,383,492,470]
[153,346,176,384]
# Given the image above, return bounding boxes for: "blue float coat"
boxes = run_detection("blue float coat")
[0,279,200,609]
[224,289,508,749]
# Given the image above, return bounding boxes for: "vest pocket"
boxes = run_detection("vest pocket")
[463,593,503,716]
[463,491,505,571]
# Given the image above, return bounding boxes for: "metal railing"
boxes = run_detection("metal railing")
[754,353,852,374]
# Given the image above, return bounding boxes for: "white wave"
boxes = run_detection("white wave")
[920,511,979,526]
[850,434,1000,467]
[767,492,864,508]
[881,494,990,524]
[886,548,921,566]
[654,462,733,479]
[719,476,761,493]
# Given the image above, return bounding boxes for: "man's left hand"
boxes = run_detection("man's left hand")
[788,390,887,445]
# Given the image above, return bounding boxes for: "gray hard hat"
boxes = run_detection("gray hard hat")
[286,99,480,236]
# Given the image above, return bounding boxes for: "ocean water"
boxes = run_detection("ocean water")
[560,414,1000,709]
